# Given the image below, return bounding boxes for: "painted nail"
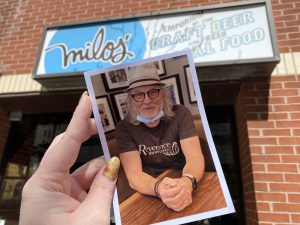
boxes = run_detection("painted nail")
[79,91,88,104]
[103,157,120,181]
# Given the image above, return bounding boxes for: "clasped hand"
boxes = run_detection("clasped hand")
[158,177,193,212]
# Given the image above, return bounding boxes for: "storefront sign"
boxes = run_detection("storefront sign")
[34,0,278,77]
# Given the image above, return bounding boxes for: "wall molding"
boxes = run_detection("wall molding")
[0,52,299,94]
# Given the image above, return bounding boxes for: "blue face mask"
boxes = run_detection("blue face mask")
[137,110,165,123]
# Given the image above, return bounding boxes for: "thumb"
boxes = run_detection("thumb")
[75,157,120,225]
[162,177,178,187]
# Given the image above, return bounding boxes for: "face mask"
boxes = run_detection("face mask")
[137,110,165,123]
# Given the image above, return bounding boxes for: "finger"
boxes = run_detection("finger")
[161,177,178,187]
[76,157,120,223]
[175,198,193,212]
[165,188,189,211]
[166,187,188,204]
[39,93,98,173]
[71,157,106,191]
[70,179,88,202]
[162,185,182,198]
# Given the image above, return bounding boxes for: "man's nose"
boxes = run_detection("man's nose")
[143,93,152,103]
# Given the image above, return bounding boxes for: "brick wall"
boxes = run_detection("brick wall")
[236,75,300,225]
[235,81,258,225]
[272,0,300,52]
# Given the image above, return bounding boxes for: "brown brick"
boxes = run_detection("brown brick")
[248,121,275,129]
[256,202,270,211]
[272,2,294,10]
[285,20,300,27]
[284,173,300,182]
[267,164,298,173]
[269,82,284,89]
[284,8,300,16]
[291,214,300,223]
[288,194,300,203]
[252,155,281,163]
[249,138,277,145]
[252,164,266,172]
[287,97,300,104]
[275,121,300,128]
[256,192,286,202]
[253,172,284,182]
[270,183,300,192]
[265,113,289,120]
[271,89,298,97]
[250,146,264,154]
[278,137,300,145]
[273,203,300,213]
[293,129,300,136]
[254,182,269,191]
[276,26,299,34]
[249,129,260,136]
[258,212,290,222]
[284,82,300,89]
[263,129,291,136]
[274,105,300,112]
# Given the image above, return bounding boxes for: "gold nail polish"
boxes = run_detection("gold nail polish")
[78,91,88,104]
[103,157,120,181]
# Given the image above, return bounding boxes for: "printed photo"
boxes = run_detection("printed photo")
[84,50,235,225]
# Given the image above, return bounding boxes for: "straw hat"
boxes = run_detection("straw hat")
[127,63,164,90]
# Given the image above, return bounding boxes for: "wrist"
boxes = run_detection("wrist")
[182,173,197,191]
[182,176,193,191]
[153,180,161,198]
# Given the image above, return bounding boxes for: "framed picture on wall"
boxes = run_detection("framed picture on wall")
[102,68,129,91]
[184,65,197,103]
[111,92,129,121]
[96,96,115,133]
[161,74,183,105]
[153,60,166,76]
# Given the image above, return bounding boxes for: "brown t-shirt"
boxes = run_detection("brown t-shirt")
[115,104,197,177]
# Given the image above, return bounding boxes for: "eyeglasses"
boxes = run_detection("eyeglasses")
[131,88,161,102]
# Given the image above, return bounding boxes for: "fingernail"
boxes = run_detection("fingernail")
[103,157,120,181]
[79,91,88,104]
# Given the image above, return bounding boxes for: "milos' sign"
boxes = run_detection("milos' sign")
[34,1,277,77]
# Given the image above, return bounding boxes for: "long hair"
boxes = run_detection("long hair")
[126,86,175,125]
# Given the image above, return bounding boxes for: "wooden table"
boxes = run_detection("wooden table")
[119,171,227,225]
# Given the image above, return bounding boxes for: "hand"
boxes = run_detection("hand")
[158,177,192,212]
[19,92,120,225]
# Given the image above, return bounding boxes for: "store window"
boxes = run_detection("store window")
[0,112,102,225]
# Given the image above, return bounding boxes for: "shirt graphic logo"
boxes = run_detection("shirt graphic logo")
[138,142,180,156]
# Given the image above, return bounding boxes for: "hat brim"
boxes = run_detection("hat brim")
[126,80,165,91]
